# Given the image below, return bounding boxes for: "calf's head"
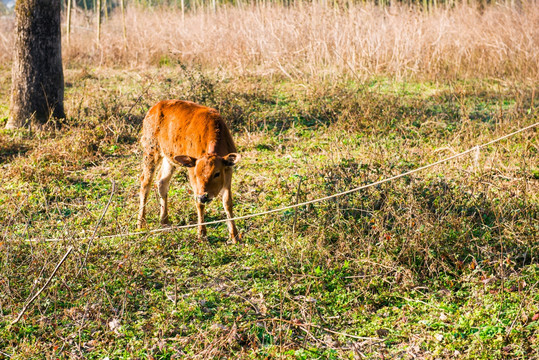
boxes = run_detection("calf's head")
[174,153,241,204]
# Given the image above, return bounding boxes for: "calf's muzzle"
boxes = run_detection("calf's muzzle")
[197,193,211,204]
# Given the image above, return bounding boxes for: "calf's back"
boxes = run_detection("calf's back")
[142,100,236,161]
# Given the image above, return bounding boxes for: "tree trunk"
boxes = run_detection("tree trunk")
[7,0,65,129]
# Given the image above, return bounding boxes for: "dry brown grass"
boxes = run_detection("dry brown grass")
[2,2,538,80]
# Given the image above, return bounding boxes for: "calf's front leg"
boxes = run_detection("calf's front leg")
[196,202,207,239]
[222,188,239,243]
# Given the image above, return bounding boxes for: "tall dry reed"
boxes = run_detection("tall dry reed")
[1,2,538,80]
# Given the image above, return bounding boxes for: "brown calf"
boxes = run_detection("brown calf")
[137,100,241,241]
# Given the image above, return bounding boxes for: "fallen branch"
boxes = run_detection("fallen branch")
[261,317,384,342]
[11,182,116,325]
[12,246,73,325]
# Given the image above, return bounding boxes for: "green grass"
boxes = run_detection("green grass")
[0,65,538,359]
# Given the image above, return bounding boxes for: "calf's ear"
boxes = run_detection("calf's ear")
[174,155,197,167]
[223,153,241,167]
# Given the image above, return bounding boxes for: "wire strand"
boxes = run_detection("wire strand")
[20,121,539,243]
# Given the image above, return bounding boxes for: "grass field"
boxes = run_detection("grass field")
[1,2,538,359]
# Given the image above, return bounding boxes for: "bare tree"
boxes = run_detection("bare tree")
[7,0,65,129]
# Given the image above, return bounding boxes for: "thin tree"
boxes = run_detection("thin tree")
[7,0,65,129]
[96,0,101,44]
[181,0,185,22]
[66,0,72,44]
[120,0,128,48]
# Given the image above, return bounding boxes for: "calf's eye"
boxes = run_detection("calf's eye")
[214,172,220,178]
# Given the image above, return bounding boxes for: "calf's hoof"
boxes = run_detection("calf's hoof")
[227,232,241,245]
[197,234,208,242]
[197,227,207,241]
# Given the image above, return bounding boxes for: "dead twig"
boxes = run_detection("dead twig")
[78,180,116,275]
[123,78,155,121]
[292,175,303,236]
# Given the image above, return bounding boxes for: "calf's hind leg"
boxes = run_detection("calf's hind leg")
[157,158,175,225]
[138,151,159,228]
